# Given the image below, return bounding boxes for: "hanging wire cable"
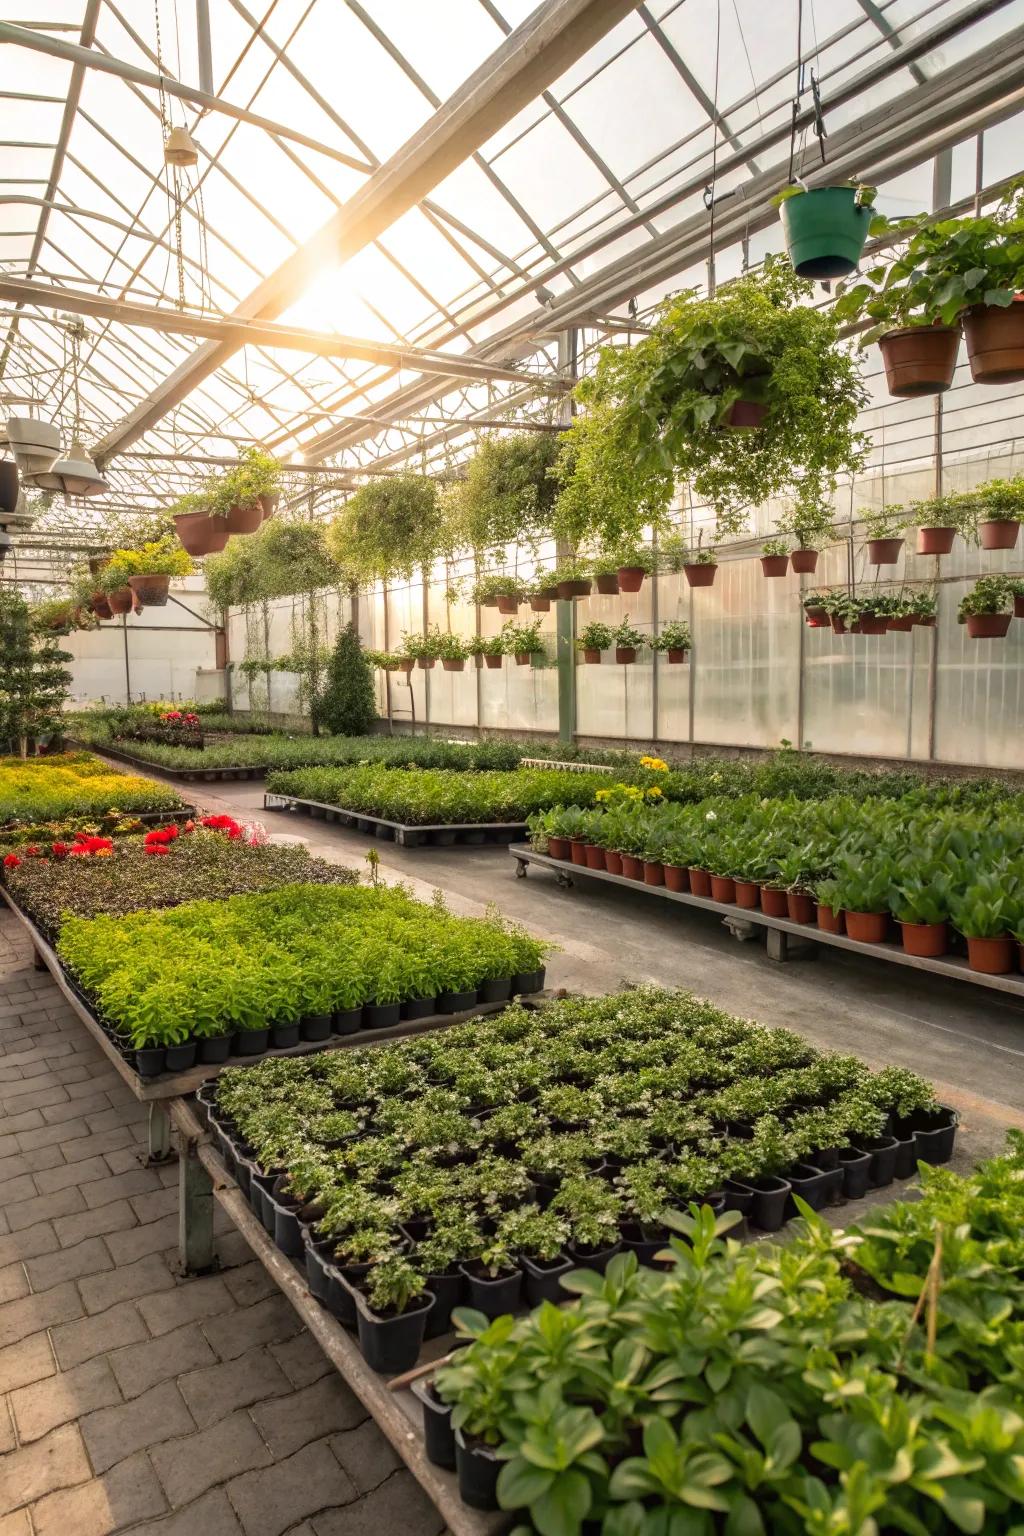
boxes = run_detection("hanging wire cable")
[703,0,723,299]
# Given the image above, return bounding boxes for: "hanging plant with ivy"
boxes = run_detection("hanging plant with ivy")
[455,433,564,550]
[327,473,443,584]
[553,257,869,545]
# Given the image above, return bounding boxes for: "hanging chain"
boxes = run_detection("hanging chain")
[154,0,187,310]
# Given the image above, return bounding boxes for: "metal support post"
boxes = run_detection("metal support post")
[556,327,578,744]
[179,1130,215,1274]
[147,1101,173,1164]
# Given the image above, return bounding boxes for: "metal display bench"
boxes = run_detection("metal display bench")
[510,844,1024,1002]
[265,792,528,847]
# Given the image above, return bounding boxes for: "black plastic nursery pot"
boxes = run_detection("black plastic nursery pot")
[165,1042,197,1072]
[303,1232,333,1306]
[785,1163,833,1216]
[511,966,545,994]
[233,1027,271,1057]
[739,1176,792,1232]
[455,1430,502,1511]
[476,977,512,1004]
[837,1147,872,1199]
[271,1022,301,1050]
[460,1264,523,1317]
[423,1268,464,1338]
[269,1177,304,1258]
[198,1034,232,1064]
[519,1252,575,1305]
[355,1290,434,1374]
[301,1013,332,1042]
[401,996,437,1021]
[361,1002,401,1030]
[566,1239,622,1274]
[135,1047,166,1077]
[332,1007,363,1035]
[893,1132,918,1180]
[721,1178,755,1217]
[412,1378,456,1469]
[438,988,478,1014]
[857,1135,899,1187]
[620,1224,675,1268]
[899,1105,958,1165]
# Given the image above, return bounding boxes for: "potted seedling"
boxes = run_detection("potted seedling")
[576,620,612,664]
[863,505,906,564]
[969,474,1024,551]
[826,856,893,943]
[890,862,952,958]
[684,545,718,589]
[501,618,545,666]
[951,876,1019,973]
[775,179,877,280]
[612,618,645,664]
[802,592,830,628]
[650,619,691,662]
[906,491,973,556]
[499,1206,572,1305]
[760,538,790,577]
[355,1252,434,1374]
[436,632,468,672]
[958,576,1013,639]
[494,575,527,615]
[551,555,593,601]
[553,1173,622,1271]
[528,569,557,610]
[459,1231,522,1317]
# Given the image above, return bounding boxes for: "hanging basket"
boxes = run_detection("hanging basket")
[224,501,263,535]
[858,615,888,635]
[529,596,551,612]
[441,658,465,672]
[617,566,646,593]
[259,492,280,522]
[594,573,619,595]
[174,511,229,556]
[128,573,171,608]
[779,187,872,280]
[963,300,1024,384]
[514,653,533,666]
[557,579,592,599]
[760,555,789,578]
[790,548,818,573]
[106,587,133,616]
[804,606,828,627]
[483,653,503,669]
[399,659,415,674]
[615,647,637,664]
[1015,594,1024,619]
[877,325,960,396]
[417,657,435,669]
[916,526,956,555]
[495,595,519,615]
[887,615,914,632]
[666,648,688,663]
[582,648,602,664]
[965,612,1012,639]
[90,593,113,621]
[978,519,1019,551]
[867,537,903,564]
[684,563,716,588]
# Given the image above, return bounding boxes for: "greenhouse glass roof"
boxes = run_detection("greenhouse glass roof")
[1,0,1023,542]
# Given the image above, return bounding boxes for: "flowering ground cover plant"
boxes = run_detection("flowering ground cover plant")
[111,708,204,751]
[3,826,357,942]
[265,765,622,826]
[0,751,184,828]
[212,986,938,1285]
[436,1135,1024,1533]
[57,884,549,1052]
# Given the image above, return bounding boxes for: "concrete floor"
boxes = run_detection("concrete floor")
[2,759,1021,1535]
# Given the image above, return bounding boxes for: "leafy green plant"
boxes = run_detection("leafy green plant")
[761,537,788,558]
[455,434,563,548]
[959,576,1013,619]
[575,622,613,653]
[650,621,691,652]
[611,619,645,650]
[863,504,907,540]
[313,625,376,736]
[949,873,1019,939]
[501,620,545,657]
[327,474,443,584]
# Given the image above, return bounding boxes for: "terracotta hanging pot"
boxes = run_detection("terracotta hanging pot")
[496,595,519,615]
[867,537,903,564]
[877,325,960,396]
[965,612,1011,639]
[417,657,436,669]
[978,519,1019,551]
[760,555,789,577]
[483,653,502,670]
[615,647,637,664]
[515,653,532,666]
[399,659,415,674]
[829,612,847,634]
[617,566,645,593]
[174,510,229,556]
[582,648,601,664]
[804,606,828,627]
[224,501,263,535]
[88,554,110,577]
[790,548,818,574]
[724,399,767,429]
[90,593,113,620]
[539,585,559,601]
[887,615,914,632]
[128,573,170,608]
[916,526,956,555]
[684,563,716,588]
[557,579,591,599]
[963,300,1024,384]
[859,615,888,635]
[1015,594,1024,618]
[529,596,550,613]
[441,658,465,672]
[106,586,133,616]
[594,573,620,595]
[666,648,688,663]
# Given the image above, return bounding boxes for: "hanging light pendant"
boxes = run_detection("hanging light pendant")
[164,124,199,167]
[7,416,61,479]
[51,437,108,499]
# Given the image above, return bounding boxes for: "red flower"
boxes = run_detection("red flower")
[69,846,90,857]
[3,853,21,869]
[144,845,169,856]
[25,845,40,856]
[51,842,69,859]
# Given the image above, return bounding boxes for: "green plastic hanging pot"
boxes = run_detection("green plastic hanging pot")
[779,187,872,280]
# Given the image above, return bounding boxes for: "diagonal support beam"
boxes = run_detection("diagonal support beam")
[0,276,566,391]
[86,0,639,465]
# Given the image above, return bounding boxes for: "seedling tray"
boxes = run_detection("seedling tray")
[265,793,528,847]
[66,737,267,783]
[510,845,1024,1003]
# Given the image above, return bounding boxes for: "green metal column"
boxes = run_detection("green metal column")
[556,328,578,745]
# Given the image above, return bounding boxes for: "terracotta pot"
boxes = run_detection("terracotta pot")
[585,845,605,871]
[557,579,591,599]
[529,596,550,612]
[128,573,170,607]
[540,586,559,601]
[595,573,620,595]
[663,865,688,893]
[978,518,1019,551]
[759,886,788,918]
[844,910,888,943]
[496,595,519,615]
[899,920,947,958]
[399,659,415,674]
[417,657,435,669]
[582,648,601,664]
[965,935,1014,974]
[106,586,133,616]
[963,301,1024,384]
[617,566,645,593]
[547,837,570,861]
[570,840,588,867]
[817,904,842,934]
[514,653,532,666]
[687,867,711,897]
[878,325,960,396]
[859,615,887,635]
[760,554,789,578]
[615,647,636,664]
[684,563,716,588]
[786,890,815,924]
[441,658,465,671]
[849,620,864,634]
[734,880,759,908]
[916,615,936,627]
[867,537,903,565]
[887,615,914,632]
[621,854,644,881]
[804,606,828,627]
[174,510,229,556]
[710,875,736,903]
[1015,594,1024,619]
[88,555,110,577]
[666,648,688,663]
[965,612,1011,639]
[481,596,498,607]
[483,653,502,669]
[604,850,623,876]
[643,860,664,886]
[829,612,847,635]
[790,548,818,574]
[259,492,279,521]
[916,525,956,556]
[724,399,767,429]
[225,501,263,535]
[90,593,113,620]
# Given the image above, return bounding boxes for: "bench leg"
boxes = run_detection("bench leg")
[179,1137,216,1275]
[32,945,46,971]
[766,927,789,962]
[146,1101,173,1164]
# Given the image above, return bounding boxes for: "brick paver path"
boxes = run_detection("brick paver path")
[0,910,445,1536]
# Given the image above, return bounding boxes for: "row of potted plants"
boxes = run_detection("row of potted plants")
[577,619,691,664]
[529,786,1024,973]
[856,479,1024,560]
[55,881,550,1076]
[803,588,938,633]
[433,1132,1018,1526]
[169,448,283,556]
[206,986,950,1378]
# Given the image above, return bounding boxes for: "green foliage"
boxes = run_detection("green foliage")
[266,764,617,825]
[761,537,789,557]
[501,619,545,657]
[553,258,868,544]
[0,752,183,828]
[958,576,1014,619]
[314,626,376,737]
[204,519,340,608]
[576,622,613,652]
[455,434,564,548]
[611,618,645,649]
[862,503,907,540]
[0,591,72,754]
[650,620,691,652]
[328,474,443,584]
[98,536,192,588]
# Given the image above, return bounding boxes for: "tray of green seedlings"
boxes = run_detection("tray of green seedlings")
[50,871,549,1080]
[198,987,954,1382]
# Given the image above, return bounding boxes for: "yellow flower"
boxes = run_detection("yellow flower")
[647,786,663,798]
[595,789,609,802]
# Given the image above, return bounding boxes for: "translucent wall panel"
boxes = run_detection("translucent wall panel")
[575,577,654,741]
[690,557,800,750]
